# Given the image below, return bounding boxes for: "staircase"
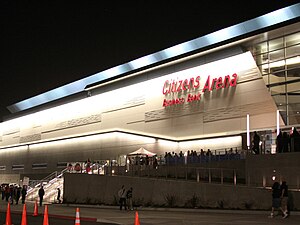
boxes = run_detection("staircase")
[27,168,67,203]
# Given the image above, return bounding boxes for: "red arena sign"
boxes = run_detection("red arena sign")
[162,73,238,107]
[162,76,200,95]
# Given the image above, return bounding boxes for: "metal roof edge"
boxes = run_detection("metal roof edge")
[7,3,300,114]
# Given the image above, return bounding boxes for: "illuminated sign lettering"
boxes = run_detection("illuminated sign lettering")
[162,73,238,107]
[162,76,200,95]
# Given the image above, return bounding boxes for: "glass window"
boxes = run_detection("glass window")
[253,42,268,55]
[271,71,286,83]
[287,81,300,92]
[286,32,300,47]
[273,94,286,107]
[255,53,268,65]
[270,84,286,95]
[287,58,300,72]
[287,58,300,68]
[288,92,300,105]
[269,61,285,74]
[272,94,286,104]
[287,94,300,125]
[249,33,300,126]
[288,114,300,125]
[269,37,284,51]
[269,49,285,62]
[286,44,300,58]
[287,64,300,81]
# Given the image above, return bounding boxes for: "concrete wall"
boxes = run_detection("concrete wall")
[0,174,20,185]
[63,173,300,210]
[246,152,300,189]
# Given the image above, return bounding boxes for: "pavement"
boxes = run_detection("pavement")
[0,200,300,225]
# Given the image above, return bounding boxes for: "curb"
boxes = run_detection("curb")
[63,203,300,215]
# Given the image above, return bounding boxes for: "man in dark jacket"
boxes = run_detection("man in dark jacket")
[252,131,260,154]
[38,186,45,206]
[270,181,287,218]
[21,186,27,204]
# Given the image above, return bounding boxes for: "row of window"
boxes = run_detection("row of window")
[0,162,68,171]
[252,33,300,55]
[254,44,300,65]
[248,31,300,126]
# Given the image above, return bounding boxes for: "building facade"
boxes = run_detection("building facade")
[0,4,300,178]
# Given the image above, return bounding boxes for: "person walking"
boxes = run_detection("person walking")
[38,186,45,206]
[118,185,127,210]
[126,187,133,210]
[21,186,27,204]
[270,181,287,218]
[280,181,289,218]
[57,188,61,203]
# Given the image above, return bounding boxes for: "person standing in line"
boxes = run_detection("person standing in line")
[276,131,283,153]
[57,188,61,203]
[118,185,127,210]
[291,127,300,152]
[5,185,10,202]
[1,185,5,200]
[21,186,27,204]
[38,186,45,206]
[9,185,14,204]
[126,187,133,210]
[270,181,287,218]
[282,132,290,153]
[252,131,260,154]
[15,186,21,205]
[280,181,289,218]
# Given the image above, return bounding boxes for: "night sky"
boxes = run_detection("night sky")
[1,0,299,121]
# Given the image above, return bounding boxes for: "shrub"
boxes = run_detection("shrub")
[164,193,178,207]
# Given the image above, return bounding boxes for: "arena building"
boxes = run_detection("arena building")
[0,3,300,180]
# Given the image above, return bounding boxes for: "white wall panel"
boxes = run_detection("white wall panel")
[0,51,281,174]
[0,51,280,145]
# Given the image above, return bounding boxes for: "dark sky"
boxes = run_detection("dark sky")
[1,0,299,121]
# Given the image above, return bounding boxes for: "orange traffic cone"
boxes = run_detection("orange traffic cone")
[75,208,80,225]
[134,211,140,225]
[5,202,12,225]
[33,200,38,216]
[43,205,49,225]
[21,204,27,225]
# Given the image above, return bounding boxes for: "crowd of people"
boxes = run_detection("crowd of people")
[66,128,300,174]
[127,155,158,169]
[1,183,62,206]
[1,184,27,205]
[251,128,300,154]
[163,148,241,165]
[276,128,300,153]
